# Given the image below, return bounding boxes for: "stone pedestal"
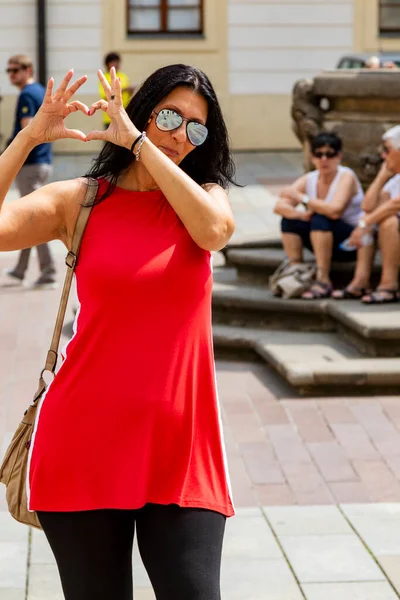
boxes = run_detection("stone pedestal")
[292,69,400,187]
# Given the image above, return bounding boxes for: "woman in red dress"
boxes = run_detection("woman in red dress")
[0,65,236,599]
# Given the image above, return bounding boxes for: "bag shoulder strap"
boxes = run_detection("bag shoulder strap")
[42,177,98,375]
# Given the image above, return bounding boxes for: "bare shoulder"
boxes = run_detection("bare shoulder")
[60,177,96,248]
[293,173,308,190]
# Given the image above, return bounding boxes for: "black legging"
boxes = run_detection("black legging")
[38,504,226,600]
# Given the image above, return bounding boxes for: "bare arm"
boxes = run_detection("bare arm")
[364,195,400,226]
[86,69,235,252]
[362,163,393,212]
[137,143,234,251]
[0,177,83,251]
[274,175,308,219]
[0,71,90,251]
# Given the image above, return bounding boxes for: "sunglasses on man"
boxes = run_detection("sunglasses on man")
[312,150,338,159]
[153,109,208,147]
[6,66,26,74]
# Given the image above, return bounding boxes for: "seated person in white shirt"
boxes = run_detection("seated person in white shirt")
[275,132,366,299]
[332,125,400,304]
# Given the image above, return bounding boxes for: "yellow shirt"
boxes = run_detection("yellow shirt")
[99,71,132,125]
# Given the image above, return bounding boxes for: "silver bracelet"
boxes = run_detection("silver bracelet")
[134,132,147,162]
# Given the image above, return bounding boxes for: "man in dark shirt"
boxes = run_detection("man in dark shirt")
[3,54,56,289]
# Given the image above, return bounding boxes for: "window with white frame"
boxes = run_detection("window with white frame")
[127,0,204,35]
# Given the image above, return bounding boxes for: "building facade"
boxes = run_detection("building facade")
[0,0,398,153]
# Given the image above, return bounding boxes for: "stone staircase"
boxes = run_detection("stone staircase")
[212,245,400,396]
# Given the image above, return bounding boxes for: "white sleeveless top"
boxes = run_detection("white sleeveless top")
[305,165,364,226]
[383,173,400,199]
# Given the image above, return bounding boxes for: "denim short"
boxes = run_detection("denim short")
[281,214,357,262]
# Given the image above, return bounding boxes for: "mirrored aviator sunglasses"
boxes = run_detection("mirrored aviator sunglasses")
[154,109,208,147]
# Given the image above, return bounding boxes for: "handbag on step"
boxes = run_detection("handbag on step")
[269,259,316,299]
[0,178,98,529]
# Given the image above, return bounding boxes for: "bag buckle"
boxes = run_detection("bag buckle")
[65,251,77,269]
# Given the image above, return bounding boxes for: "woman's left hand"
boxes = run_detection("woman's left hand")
[85,67,140,150]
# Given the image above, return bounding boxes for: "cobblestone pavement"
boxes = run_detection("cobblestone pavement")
[1,153,400,599]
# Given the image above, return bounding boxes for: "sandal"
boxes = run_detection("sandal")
[361,289,399,304]
[301,281,332,300]
[332,287,370,300]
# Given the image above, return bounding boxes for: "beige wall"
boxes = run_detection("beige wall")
[3,0,400,153]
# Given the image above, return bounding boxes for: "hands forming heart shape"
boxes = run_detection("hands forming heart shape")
[25,67,139,151]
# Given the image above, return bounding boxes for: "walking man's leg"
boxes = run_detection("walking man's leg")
[7,164,57,287]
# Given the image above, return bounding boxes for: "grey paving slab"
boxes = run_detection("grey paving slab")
[302,581,399,600]
[378,556,400,595]
[133,542,153,589]
[221,557,304,600]
[0,512,29,543]
[135,590,156,600]
[0,541,28,589]
[0,590,26,600]
[341,503,400,556]
[27,563,64,600]
[279,534,385,583]
[30,529,57,565]
[264,505,354,536]
[223,507,283,559]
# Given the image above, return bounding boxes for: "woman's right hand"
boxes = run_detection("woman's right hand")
[24,70,90,144]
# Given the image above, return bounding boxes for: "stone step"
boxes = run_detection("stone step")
[225,247,383,287]
[212,278,400,357]
[212,279,333,331]
[213,324,400,396]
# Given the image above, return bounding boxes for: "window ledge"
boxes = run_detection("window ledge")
[127,32,205,40]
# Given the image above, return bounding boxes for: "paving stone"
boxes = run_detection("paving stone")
[223,507,283,559]
[341,503,400,556]
[0,590,25,600]
[307,441,358,483]
[135,589,156,600]
[352,459,400,502]
[0,512,29,543]
[255,483,296,506]
[238,442,285,485]
[280,461,334,505]
[221,557,303,600]
[330,424,380,460]
[302,581,399,600]
[279,534,385,583]
[264,505,353,536]
[378,556,400,594]
[284,400,334,443]
[27,563,64,600]
[30,529,56,565]
[132,548,153,589]
[329,481,372,503]
[0,542,28,589]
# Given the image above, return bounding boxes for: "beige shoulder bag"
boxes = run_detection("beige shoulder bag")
[0,178,98,529]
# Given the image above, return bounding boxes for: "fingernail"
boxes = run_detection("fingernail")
[88,110,91,115]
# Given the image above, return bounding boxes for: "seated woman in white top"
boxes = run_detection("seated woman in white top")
[274,132,365,299]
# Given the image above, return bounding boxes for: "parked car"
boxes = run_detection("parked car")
[336,53,400,69]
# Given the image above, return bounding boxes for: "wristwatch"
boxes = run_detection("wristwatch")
[301,194,310,208]
[358,218,368,229]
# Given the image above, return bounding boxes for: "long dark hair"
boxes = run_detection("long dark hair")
[85,64,237,202]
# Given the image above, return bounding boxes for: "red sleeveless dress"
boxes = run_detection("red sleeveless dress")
[27,180,234,517]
